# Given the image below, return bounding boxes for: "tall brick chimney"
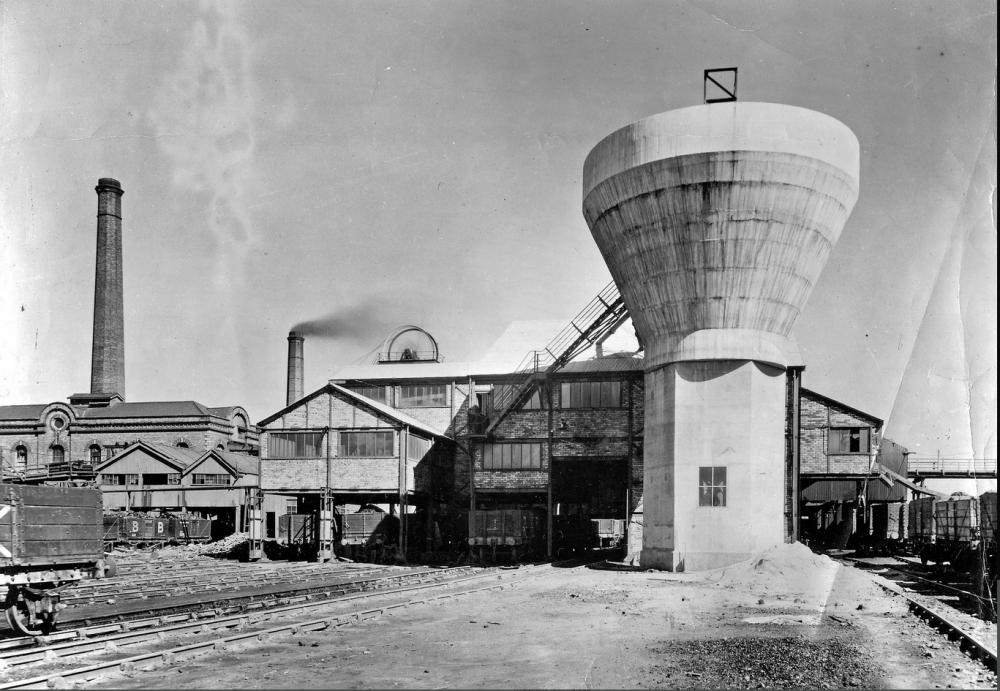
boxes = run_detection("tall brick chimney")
[90,178,125,398]
[287,331,304,406]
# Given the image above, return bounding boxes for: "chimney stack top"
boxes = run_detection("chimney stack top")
[96,178,123,194]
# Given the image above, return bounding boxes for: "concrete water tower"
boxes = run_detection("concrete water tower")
[582,82,859,570]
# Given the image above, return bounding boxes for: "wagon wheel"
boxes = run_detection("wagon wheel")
[5,587,57,637]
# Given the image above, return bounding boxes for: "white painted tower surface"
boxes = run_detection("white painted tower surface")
[583,102,860,570]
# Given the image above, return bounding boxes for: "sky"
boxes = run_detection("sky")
[0,1,995,491]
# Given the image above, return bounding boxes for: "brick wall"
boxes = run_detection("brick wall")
[261,458,326,489]
[800,391,879,475]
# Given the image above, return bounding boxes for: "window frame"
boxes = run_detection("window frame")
[267,431,326,459]
[397,383,448,407]
[481,443,543,471]
[338,430,396,458]
[698,466,727,507]
[559,380,623,409]
[828,427,871,454]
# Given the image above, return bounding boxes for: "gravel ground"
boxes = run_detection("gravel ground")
[87,544,997,690]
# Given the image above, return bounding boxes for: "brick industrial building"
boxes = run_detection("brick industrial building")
[255,313,908,562]
[0,179,260,532]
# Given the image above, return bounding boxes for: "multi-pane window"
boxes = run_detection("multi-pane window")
[490,385,545,412]
[101,474,140,486]
[698,467,727,507]
[482,443,543,470]
[89,445,101,465]
[828,427,870,454]
[338,430,394,457]
[192,473,230,485]
[267,432,326,459]
[559,381,622,408]
[407,435,432,461]
[398,384,447,407]
[51,446,65,464]
[348,386,388,404]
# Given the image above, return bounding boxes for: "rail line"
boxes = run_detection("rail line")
[0,565,547,689]
[843,558,997,669]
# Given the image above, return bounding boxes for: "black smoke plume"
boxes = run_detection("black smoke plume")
[290,299,394,342]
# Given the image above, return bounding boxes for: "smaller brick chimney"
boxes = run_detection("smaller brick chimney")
[287,332,304,406]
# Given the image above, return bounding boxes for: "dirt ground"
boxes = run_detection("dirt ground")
[93,544,997,689]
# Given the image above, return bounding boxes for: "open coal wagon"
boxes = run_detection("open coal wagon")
[0,485,108,635]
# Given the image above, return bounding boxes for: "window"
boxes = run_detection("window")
[51,446,65,464]
[559,381,622,408]
[192,473,230,485]
[285,498,298,515]
[267,431,326,459]
[142,473,181,485]
[398,384,447,407]
[348,385,388,403]
[482,443,543,470]
[338,431,394,457]
[89,445,101,465]
[407,435,432,461]
[828,427,870,454]
[490,385,545,412]
[102,473,139,486]
[699,467,727,507]
[14,446,27,470]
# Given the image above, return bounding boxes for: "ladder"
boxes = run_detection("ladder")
[485,281,630,436]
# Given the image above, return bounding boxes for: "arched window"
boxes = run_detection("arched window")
[14,445,27,471]
[51,446,65,464]
[177,442,189,449]
[89,445,101,465]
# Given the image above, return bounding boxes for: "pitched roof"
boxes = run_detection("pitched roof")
[96,441,204,472]
[258,383,448,439]
[0,404,46,420]
[215,450,260,476]
[78,401,220,419]
[331,384,447,438]
[801,388,883,427]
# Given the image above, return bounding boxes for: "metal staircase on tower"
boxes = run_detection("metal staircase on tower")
[484,280,631,437]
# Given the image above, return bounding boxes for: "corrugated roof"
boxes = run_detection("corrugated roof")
[560,354,644,374]
[0,404,46,420]
[214,450,260,476]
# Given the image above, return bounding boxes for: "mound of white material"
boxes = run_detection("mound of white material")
[706,542,883,608]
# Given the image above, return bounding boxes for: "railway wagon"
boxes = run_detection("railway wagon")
[1,484,108,635]
[103,512,213,546]
[907,496,936,553]
[590,518,627,549]
[339,509,398,546]
[909,492,995,572]
[469,509,544,563]
[978,492,996,548]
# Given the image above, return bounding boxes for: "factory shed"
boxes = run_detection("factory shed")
[96,441,259,536]
[256,383,452,558]
[797,388,911,549]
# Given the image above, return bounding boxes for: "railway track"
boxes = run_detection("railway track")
[840,556,997,669]
[0,564,546,689]
[62,565,481,630]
